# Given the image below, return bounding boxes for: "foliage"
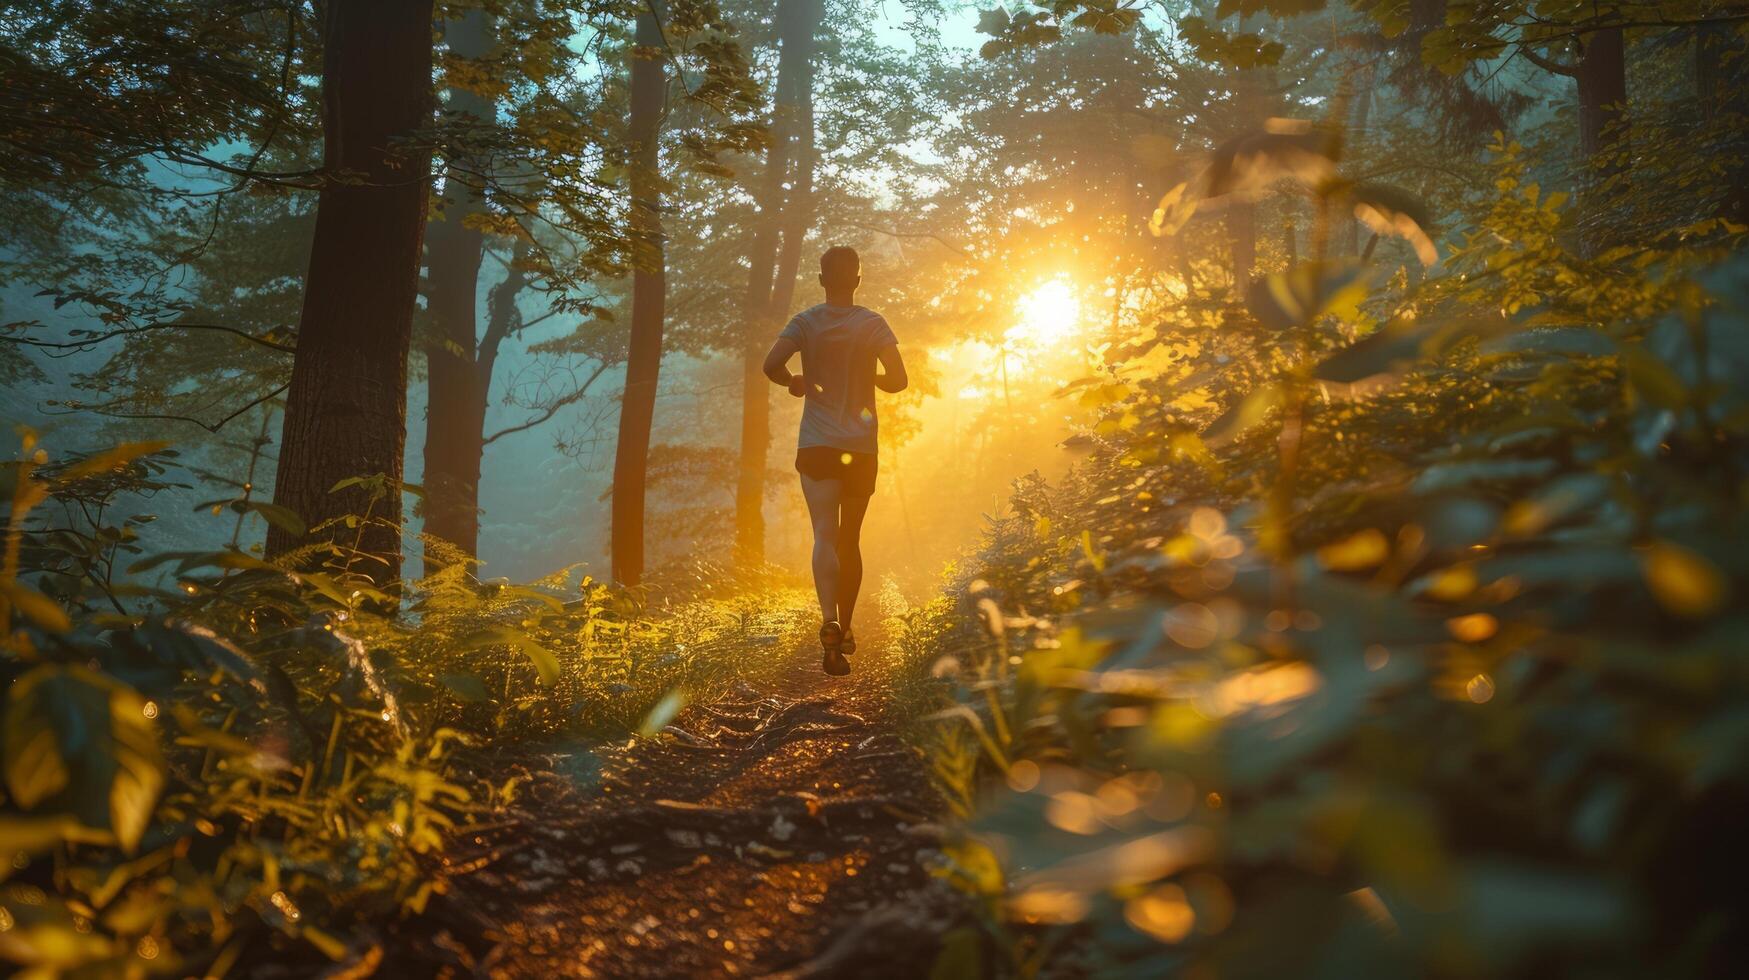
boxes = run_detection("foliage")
[915,103,1749,973]
[0,431,479,972]
[0,421,836,975]
[4,0,1749,974]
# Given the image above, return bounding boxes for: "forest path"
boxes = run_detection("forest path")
[432,618,955,979]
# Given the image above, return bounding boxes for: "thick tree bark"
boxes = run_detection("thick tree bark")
[1577,27,1628,166]
[734,0,823,568]
[769,89,818,318]
[610,5,668,586]
[421,9,495,575]
[267,0,434,580]
[1576,27,1627,254]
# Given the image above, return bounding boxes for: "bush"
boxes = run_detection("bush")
[919,156,1749,977]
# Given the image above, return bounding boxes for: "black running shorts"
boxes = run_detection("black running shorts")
[795,446,877,497]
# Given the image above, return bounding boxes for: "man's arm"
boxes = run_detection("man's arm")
[874,344,907,393]
[764,336,807,397]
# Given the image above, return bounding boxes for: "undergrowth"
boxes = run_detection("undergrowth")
[911,146,1749,978]
[0,431,819,974]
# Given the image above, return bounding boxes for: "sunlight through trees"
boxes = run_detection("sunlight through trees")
[2,0,1747,974]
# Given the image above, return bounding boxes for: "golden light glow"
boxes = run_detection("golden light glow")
[1007,277,1082,348]
[1125,884,1196,942]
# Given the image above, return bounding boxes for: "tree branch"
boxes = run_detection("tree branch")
[1515,42,1578,77]
[43,382,290,434]
[0,321,296,354]
[841,219,972,257]
[483,362,610,445]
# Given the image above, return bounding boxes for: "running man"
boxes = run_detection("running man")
[763,246,908,675]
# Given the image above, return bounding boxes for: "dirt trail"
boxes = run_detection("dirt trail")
[426,625,954,978]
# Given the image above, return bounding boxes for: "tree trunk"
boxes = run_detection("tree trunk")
[1576,26,1627,253]
[769,88,818,317]
[1344,65,1376,255]
[268,0,434,581]
[1577,27,1627,165]
[1228,203,1255,294]
[734,0,823,568]
[610,4,668,586]
[1228,12,1262,295]
[420,9,495,576]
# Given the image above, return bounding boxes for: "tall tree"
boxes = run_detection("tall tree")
[1521,26,1630,251]
[421,8,497,574]
[610,2,670,586]
[734,0,825,567]
[1575,28,1629,169]
[267,0,435,578]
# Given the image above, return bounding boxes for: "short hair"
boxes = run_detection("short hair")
[820,246,860,283]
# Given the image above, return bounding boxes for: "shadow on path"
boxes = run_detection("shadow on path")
[414,622,957,978]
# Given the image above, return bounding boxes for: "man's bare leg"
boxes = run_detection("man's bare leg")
[837,491,871,630]
[799,474,842,624]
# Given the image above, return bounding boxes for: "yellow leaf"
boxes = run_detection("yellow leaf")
[637,689,688,738]
[937,838,1005,897]
[1012,886,1090,924]
[1126,884,1196,943]
[1424,565,1477,601]
[3,668,72,807]
[1445,613,1498,643]
[3,582,71,633]
[1642,542,1726,618]
[1317,529,1389,571]
[57,441,172,482]
[1081,530,1106,572]
[0,813,112,854]
[301,925,349,960]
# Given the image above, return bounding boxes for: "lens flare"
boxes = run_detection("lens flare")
[1008,278,1081,348]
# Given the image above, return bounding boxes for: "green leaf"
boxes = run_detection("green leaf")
[238,500,306,536]
[125,621,257,682]
[2,666,164,854]
[3,667,74,807]
[1622,346,1688,410]
[107,684,164,853]
[1202,383,1285,447]
[440,672,493,703]
[493,584,568,613]
[299,571,353,605]
[0,813,114,853]
[1348,182,1439,265]
[975,7,1011,36]
[1246,261,1366,332]
[1071,7,1140,35]
[638,688,689,737]
[3,581,71,633]
[56,441,171,482]
[459,625,561,686]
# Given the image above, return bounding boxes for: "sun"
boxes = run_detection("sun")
[1007,278,1082,348]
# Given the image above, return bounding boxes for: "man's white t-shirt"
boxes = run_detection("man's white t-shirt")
[779,303,898,456]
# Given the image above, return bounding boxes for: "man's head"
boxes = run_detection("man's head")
[819,246,861,298]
